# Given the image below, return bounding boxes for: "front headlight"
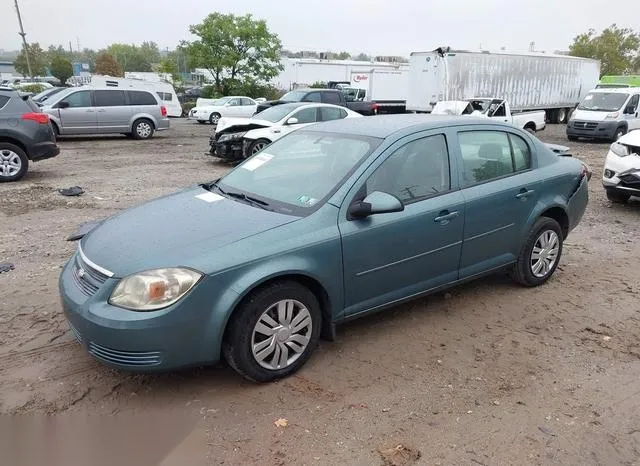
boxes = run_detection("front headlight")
[610,142,629,157]
[217,131,247,142]
[109,268,203,311]
[604,112,620,120]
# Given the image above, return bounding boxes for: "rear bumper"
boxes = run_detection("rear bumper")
[155,117,170,131]
[28,141,60,161]
[567,175,589,233]
[566,120,618,139]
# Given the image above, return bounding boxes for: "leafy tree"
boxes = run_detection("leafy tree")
[309,81,327,88]
[184,13,283,95]
[353,53,372,62]
[334,51,351,60]
[157,58,182,84]
[106,43,155,72]
[50,56,74,85]
[569,24,640,76]
[13,43,47,77]
[140,41,161,64]
[95,52,124,77]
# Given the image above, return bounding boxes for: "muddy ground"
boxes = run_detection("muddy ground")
[1,120,639,465]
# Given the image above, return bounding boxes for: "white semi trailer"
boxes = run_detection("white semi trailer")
[406,47,601,123]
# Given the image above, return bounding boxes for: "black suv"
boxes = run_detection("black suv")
[0,86,60,182]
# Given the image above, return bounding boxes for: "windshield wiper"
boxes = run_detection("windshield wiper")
[225,191,271,210]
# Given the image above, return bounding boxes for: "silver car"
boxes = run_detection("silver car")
[41,87,170,139]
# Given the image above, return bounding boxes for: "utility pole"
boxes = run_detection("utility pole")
[14,0,33,78]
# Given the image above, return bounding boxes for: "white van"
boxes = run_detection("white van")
[567,87,640,141]
[87,75,183,117]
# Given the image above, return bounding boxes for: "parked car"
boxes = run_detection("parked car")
[255,88,379,116]
[40,87,170,139]
[210,102,362,161]
[602,129,640,203]
[59,115,589,382]
[0,86,60,182]
[188,96,257,125]
[567,87,640,142]
[431,98,546,133]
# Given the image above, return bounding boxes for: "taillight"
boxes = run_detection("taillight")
[22,112,49,124]
[371,103,379,115]
[161,106,167,117]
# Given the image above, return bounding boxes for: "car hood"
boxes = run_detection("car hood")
[215,117,274,134]
[570,109,615,121]
[618,129,640,146]
[80,185,298,277]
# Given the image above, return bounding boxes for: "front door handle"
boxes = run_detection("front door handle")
[96,109,106,112]
[516,189,535,199]
[86,109,95,112]
[434,210,460,224]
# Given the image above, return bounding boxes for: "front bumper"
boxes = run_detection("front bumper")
[566,119,618,140]
[28,141,60,162]
[602,150,640,194]
[209,137,250,161]
[58,252,221,372]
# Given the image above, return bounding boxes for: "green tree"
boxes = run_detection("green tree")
[569,24,640,76]
[13,43,47,77]
[95,52,124,77]
[334,51,351,60]
[106,43,154,72]
[309,81,327,88]
[353,53,372,62]
[157,58,181,84]
[50,56,74,85]
[183,13,283,95]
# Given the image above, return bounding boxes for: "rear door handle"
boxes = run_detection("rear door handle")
[434,210,460,223]
[516,189,535,199]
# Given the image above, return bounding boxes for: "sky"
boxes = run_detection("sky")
[1,0,639,56]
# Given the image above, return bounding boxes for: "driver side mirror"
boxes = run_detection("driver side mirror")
[348,191,404,219]
[58,101,70,109]
[624,105,636,114]
[286,117,299,125]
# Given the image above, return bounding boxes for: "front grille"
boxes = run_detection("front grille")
[571,120,598,131]
[88,342,163,367]
[69,323,83,344]
[72,252,109,297]
[619,173,640,189]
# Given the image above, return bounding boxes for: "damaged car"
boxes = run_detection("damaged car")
[209,102,362,162]
[603,129,640,203]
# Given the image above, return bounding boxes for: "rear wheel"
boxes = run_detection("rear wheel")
[511,217,563,287]
[605,189,631,204]
[0,143,29,182]
[524,125,536,134]
[222,281,322,382]
[555,108,567,124]
[132,119,154,140]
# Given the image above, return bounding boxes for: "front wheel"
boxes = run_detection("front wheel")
[248,138,271,156]
[613,126,626,141]
[209,112,221,125]
[511,217,563,287]
[606,189,631,204]
[222,281,322,382]
[0,143,29,182]
[132,119,154,140]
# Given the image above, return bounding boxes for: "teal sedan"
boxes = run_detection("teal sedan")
[59,115,589,382]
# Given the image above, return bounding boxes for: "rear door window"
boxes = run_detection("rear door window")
[0,95,10,110]
[241,98,254,106]
[94,90,126,107]
[302,92,321,102]
[129,91,158,105]
[322,92,342,104]
[319,106,347,121]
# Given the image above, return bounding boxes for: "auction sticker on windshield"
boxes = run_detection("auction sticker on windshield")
[241,153,273,171]
[196,192,224,203]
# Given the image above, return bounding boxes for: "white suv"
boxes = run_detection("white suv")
[602,129,640,203]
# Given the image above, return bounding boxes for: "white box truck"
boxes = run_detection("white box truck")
[407,47,601,123]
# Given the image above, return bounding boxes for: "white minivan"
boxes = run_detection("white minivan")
[567,87,640,142]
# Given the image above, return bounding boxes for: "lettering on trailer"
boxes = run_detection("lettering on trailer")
[353,74,369,82]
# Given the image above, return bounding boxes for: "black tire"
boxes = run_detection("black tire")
[567,135,578,142]
[248,138,271,156]
[511,217,563,287]
[525,126,536,134]
[51,121,60,137]
[613,126,626,142]
[209,112,221,125]
[222,281,322,382]
[132,119,154,140]
[555,108,567,124]
[0,143,29,182]
[197,120,206,124]
[605,189,631,204]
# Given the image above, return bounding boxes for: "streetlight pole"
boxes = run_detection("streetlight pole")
[14,0,33,79]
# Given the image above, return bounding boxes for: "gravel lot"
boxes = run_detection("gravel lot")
[1,119,639,465]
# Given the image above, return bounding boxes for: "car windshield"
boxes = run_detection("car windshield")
[577,92,629,112]
[217,131,381,215]
[33,87,64,103]
[252,105,296,122]
[280,91,307,102]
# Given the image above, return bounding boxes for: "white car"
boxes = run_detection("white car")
[188,96,257,125]
[602,129,640,203]
[210,102,362,161]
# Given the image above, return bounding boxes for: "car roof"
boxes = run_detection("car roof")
[303,114,513,138]
[590,87,640,93]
